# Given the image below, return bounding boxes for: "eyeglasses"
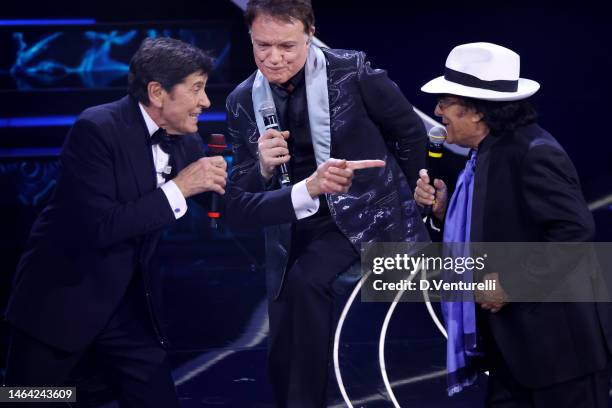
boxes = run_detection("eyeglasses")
[436,97,461,110]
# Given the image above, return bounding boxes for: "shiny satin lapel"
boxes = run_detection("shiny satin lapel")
[118,96,157,195]
[252,70,275,136]
[304,44,331,165]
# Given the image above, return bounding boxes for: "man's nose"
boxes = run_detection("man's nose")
[268,47,282,64]
[199,91,211,109]
[434,104,443,117]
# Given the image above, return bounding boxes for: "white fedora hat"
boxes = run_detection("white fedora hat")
[421,42,540,101]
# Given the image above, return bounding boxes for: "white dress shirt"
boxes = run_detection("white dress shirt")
[291,178,320,219]
[138,103,187,219]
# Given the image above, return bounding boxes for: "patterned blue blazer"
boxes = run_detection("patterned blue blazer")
[225,48,430,299]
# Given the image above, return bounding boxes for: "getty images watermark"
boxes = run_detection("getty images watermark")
[371,251,493,292]
[360,242,612,303]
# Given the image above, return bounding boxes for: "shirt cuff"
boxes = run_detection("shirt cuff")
[291,179,320,220]
[160,180,187,219]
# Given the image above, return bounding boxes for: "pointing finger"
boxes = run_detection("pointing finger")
[346,160,386,170]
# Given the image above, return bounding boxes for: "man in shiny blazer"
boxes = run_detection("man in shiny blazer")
[225,1,429,406]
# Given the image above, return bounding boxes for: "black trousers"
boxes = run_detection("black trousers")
[4,272,178,408]
[485,348,611,408]
[267,217,359,408]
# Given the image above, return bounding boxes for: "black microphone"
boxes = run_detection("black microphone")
[423,125,447,217]
[207,133,227,229]
[258,101,291,186]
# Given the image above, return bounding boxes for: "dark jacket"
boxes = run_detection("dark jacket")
[6,96,204,352]
[470,123,611,388]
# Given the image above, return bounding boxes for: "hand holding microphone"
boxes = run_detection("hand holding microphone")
[415,169,448,222]
[173,135,228,228]
[258,102,291,185]
[257,128,290,181]
[414,125,448,221]
[173,147,227,198]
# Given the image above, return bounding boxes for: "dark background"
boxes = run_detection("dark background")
[0,0,610,405]
[2,0,609,184]
[1,0,609,200]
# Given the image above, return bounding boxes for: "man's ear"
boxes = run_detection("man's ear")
[147,81,164,108]
[308,25,316,41]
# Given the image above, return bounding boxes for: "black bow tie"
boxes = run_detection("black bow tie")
[151,128,182,181]
[150,128,178,155]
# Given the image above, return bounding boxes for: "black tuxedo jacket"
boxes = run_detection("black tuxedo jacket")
[6,96,205,352]
[469,123,611,387]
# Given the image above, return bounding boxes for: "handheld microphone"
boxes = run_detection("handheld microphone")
[207,133,227,229]
[423,125,447,217]
[258,101,291,186]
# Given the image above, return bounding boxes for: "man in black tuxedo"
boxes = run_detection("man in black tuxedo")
[415,42,611,407]
[3,37,227,407]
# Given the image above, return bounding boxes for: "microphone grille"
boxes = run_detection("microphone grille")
[208,133,226,146]
[258,101,277,117]
[207,133,226,155]
[428,125,447,146]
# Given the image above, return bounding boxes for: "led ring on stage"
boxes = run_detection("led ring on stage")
[332,265,450,407]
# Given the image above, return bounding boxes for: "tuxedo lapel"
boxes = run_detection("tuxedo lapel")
[117,96,157,195]
[168,139,186,180]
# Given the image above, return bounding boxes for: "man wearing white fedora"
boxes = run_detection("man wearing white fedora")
[415,42,611,407]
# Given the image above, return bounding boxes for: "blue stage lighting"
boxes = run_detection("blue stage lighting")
[0,19,96,26]
[0,113,227,128]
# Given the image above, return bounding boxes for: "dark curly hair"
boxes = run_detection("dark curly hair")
[451,95,538,136]
[128,37,214,106]
[245,0,315,35]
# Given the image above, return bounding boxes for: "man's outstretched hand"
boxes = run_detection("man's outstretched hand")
[305,158,385,197]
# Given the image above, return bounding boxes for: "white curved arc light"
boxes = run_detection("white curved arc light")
[378,269,422,407]
[332,271,371,408]
[331,266,452,407]
[422,267,448,339]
